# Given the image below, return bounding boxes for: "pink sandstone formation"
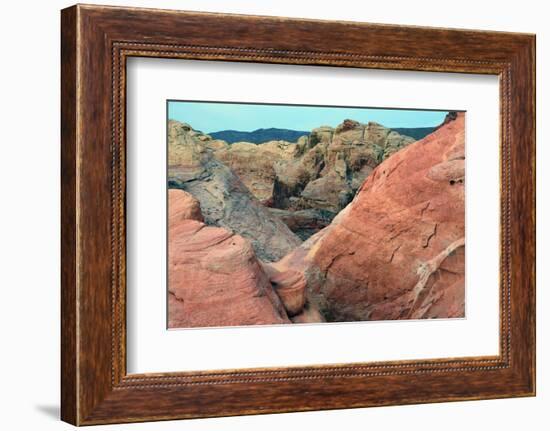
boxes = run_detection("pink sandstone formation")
[276,112,466,321]
[167,112,465,327]
[168,188,203,223]
[168,189,322,328]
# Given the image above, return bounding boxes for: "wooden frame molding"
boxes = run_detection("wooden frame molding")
[61,4,535,425]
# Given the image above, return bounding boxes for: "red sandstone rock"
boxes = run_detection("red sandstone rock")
[168,189,203,223]
[168,199,291,328]
[261,263,307,317]
[279,113,466,321]
[407,238,465,319]
[262,260,325,323]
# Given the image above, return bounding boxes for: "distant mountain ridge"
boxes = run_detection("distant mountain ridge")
[210,126,436,144]
[391,127,436,141]
[210,128,309,144]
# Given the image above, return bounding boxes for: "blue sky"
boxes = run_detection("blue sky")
[168,101,448,133]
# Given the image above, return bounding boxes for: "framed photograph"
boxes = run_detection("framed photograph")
[61,4,536,425]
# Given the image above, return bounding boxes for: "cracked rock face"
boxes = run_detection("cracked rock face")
[276,113,466,321]
[271,120,415,215]
[168,121,302,262]
[214,140,301,204]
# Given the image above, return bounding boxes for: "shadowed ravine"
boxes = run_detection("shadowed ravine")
[167,113,465,328]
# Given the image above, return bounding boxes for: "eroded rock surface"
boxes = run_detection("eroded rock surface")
[167,114,464,325]
[168,219,291,328]
[277,113,466,321]
[214,140,300,203]
[202,119,416,238]
[168,120,301,262]
[168,189,203,223]
[267,207,334,241]
[272,120,415,214]
[168,189,321,328]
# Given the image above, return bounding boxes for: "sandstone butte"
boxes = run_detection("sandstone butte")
[168,189,324,328]
[215,119,415,215]
[275,112,466,321]
[271,119,415,215]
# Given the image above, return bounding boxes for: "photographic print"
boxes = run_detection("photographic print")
[167,101,465,329]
